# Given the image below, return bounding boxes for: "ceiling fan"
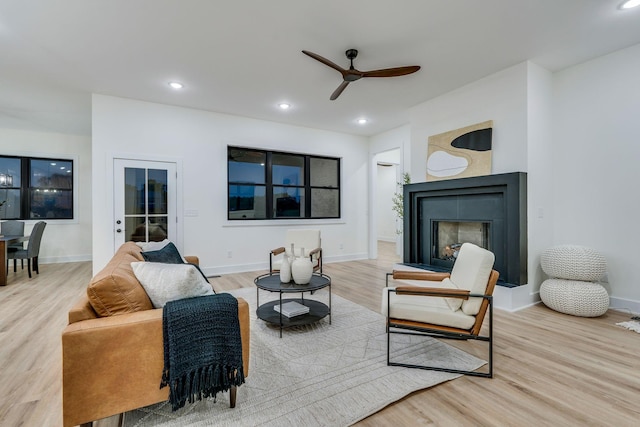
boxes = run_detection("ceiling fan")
[302,49,420,100]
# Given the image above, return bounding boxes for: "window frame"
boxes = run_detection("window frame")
[0,154,75,220]
[227,146,341,220]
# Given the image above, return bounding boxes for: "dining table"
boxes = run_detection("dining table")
[0,235,29,286]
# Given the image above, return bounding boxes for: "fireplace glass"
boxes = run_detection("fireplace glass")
[432,221,490,264]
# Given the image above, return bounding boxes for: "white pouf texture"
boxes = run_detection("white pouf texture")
[540,245,606,282]
[540,279,609,317]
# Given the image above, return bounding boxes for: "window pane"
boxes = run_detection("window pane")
[31,159,73,189]
[273,186,305,218]
[147,217,168,241]
[0,157,21,187]
[311,188,339,218]
[148,169,168,214]
[30,189,73,219]
[228,149,266,184]
[124,168,146,215]
[228,185,266,219]
[0,189,20,219]
[310,157,339,188]
[126,217,146,242]
[272,154,304,186]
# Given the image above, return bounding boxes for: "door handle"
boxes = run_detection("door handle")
[116,229,122,233]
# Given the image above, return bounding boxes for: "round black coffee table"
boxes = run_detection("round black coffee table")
[254,272,331,338]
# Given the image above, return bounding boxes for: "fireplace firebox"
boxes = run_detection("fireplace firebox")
[403,172,527,286]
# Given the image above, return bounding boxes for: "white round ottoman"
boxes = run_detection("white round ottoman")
[539,245,609,317]
[540,279,609,317]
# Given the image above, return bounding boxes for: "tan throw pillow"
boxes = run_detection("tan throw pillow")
[87,242,152,317]
[131,262,214,308]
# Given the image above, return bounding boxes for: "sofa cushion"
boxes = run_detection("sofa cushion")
[141,241,184,264]
[87,242,153,317]
[450,243,495,315]
[131,262,214,308]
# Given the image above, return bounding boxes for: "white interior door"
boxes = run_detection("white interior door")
[113,159,177,251]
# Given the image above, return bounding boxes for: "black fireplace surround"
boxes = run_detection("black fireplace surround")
[403,172,527,286]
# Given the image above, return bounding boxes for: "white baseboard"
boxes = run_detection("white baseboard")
[38,254,93,264]
[493,283,541,312]
[609,296,640,316]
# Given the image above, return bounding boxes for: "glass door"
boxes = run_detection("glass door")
[113,159,177,250]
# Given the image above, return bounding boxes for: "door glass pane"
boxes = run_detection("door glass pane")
[147,216,168,241]
[124,168,146,215]
[272,154,304,186]
[228,185,266,219]
[148,169,168,214]
[310,157,339,188]
[273,186,304,218]
[311,188,339,218]
[125,217,146,242]
[228,148,266,184]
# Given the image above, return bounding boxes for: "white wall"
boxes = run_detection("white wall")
[0,128,92,263]
[92,95,370,275]
[376,164,397,242]
[553,43,640,308]
[526,62,554,294]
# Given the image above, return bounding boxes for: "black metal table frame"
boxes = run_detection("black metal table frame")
[254,272,331,338]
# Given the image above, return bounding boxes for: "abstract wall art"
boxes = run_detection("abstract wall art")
[426,120,493,181]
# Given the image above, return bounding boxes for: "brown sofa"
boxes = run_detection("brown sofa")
[62,242,250,427]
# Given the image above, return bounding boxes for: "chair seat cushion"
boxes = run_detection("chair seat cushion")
[383,287,476,330]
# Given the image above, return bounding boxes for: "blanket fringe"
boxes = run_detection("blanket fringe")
[162,364,245,411]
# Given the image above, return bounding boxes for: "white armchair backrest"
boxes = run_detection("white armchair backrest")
[450,243,495,315]
[284,229,321,258]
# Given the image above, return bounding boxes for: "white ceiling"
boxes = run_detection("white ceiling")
[1,0,640,137]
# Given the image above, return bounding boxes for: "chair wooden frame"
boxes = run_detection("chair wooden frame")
[385,269,499,378]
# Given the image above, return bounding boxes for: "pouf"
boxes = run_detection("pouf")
[541,245,606,282]
[540,279,609,317]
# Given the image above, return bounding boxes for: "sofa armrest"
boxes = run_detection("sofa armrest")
[62,296,250,427]
[184,255,199,265]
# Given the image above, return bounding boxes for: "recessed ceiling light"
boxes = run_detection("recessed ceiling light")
[620,0,640,9]
[278,103,291,110]
[168,82,184,89]
[357,118,368,125]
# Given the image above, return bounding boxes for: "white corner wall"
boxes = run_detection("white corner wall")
[0,128,92,263]
[552,43,640,310]
[92,95,370,275]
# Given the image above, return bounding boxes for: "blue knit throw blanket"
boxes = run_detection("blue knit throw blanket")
[161,293,245,411]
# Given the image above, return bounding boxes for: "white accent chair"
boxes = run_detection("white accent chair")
[383,242,498,377]
[270,229,322,274]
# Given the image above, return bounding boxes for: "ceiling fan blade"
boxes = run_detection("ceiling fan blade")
[330,81,350,100]
[362,65,421,78]
[302,50,346,74]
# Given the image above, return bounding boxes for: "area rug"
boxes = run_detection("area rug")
[616,320,640,333]
[123,287,485,427]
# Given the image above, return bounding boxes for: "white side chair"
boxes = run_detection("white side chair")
[270,229,322,274]
[382,242,498,378]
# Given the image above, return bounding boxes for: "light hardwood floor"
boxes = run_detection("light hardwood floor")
[1,243,639,426]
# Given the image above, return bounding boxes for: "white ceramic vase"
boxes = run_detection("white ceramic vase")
[291,247,314,285]
[279,252,292,283]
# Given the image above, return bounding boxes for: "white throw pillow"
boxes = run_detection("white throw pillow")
[131,262,214,308]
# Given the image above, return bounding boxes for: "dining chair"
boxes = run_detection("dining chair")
[7,221,46,278]
[2,220,26,271]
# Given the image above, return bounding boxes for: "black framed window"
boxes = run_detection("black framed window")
[0,155,74,220]
[228,147,340,220]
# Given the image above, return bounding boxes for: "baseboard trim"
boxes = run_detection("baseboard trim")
[37,255,92,264]
[609,296,640,316]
